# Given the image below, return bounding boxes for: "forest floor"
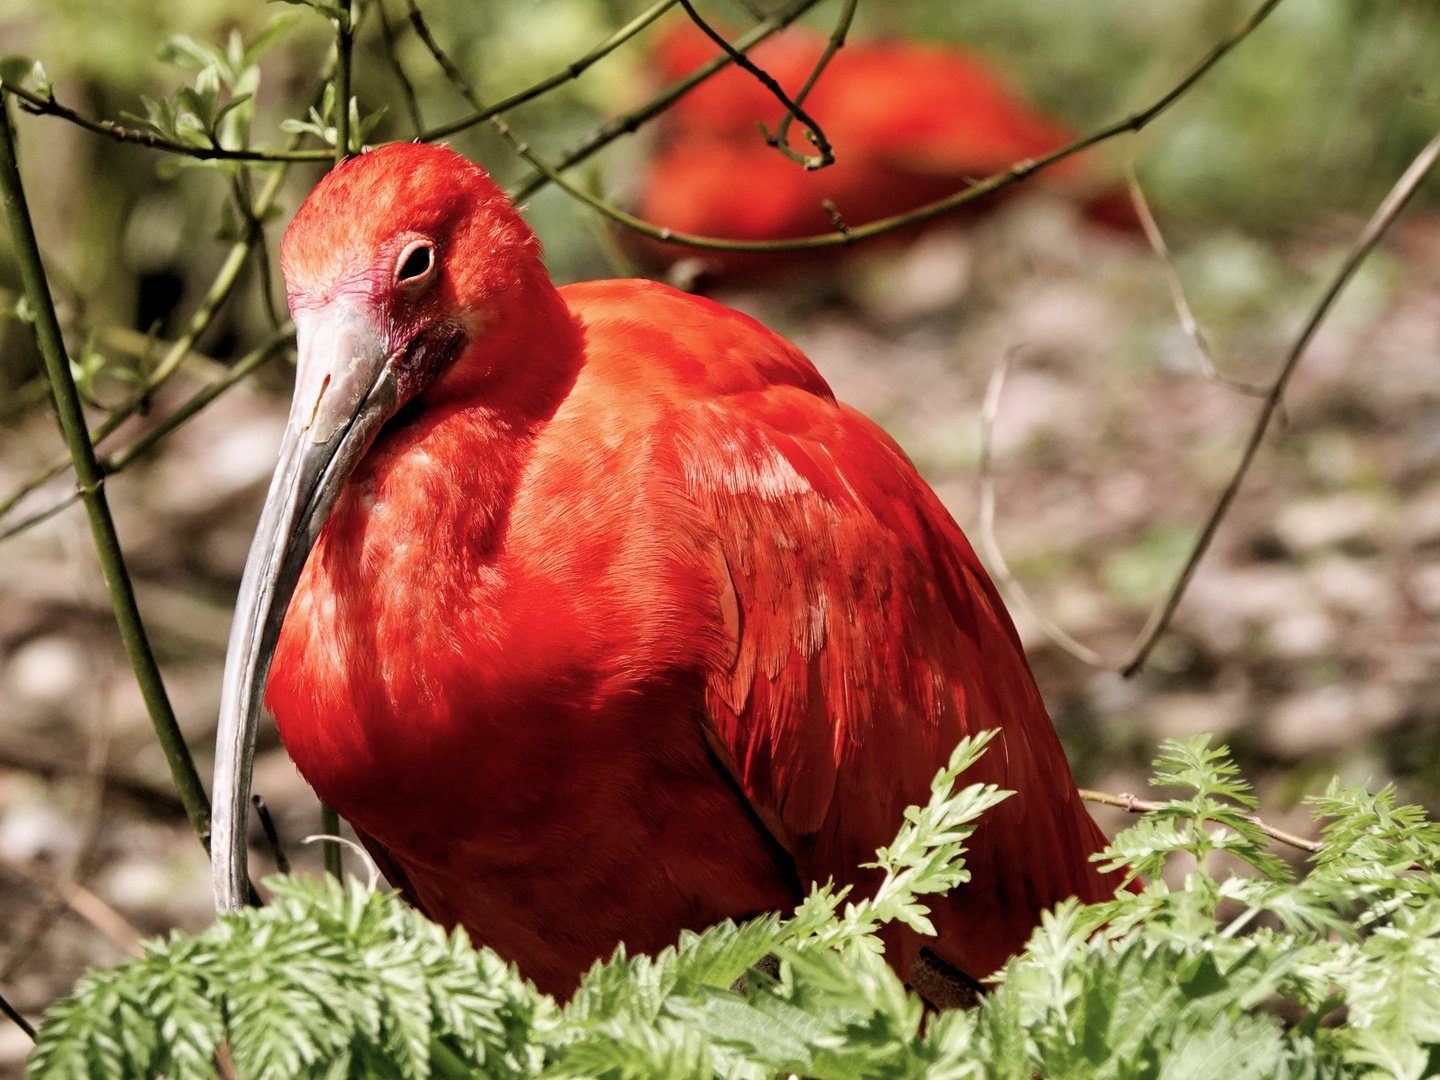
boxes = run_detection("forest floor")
[2,188,1439,1067]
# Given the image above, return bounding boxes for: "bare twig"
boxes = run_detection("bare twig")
[678,0,834,169]
[508,0,827,203]
[319,803,343,880]
[510,0,1288,248]
[252,795,292,874]
[771,0,856,163]
[376,0,424,135]
[0,988,34,1042]
[1079,789,1321,854]
[417,0,681,143]
[977,359,1117,668]
[0,94,211,848]
[0,856,145,958]
[1120,129,1440,676]
[1126,167,1266,397]
[982,134,1440,677]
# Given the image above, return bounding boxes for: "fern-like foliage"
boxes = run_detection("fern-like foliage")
[28,733,1440,1079]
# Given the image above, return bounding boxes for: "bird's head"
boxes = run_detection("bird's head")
[212,144,552,908]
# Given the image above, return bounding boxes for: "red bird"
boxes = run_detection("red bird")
[633,23,1127,277]
[212,143,1121,1003]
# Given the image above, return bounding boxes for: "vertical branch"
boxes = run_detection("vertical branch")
[0,96,212,848]
[320,804,343,879]
[334,0,355,159]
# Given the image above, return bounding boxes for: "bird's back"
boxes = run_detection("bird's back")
[271,276,1119,998]
[560,280,1120,980]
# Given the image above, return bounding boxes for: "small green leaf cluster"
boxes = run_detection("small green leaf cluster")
[119,16,299,161]
[27,734,1440,1079]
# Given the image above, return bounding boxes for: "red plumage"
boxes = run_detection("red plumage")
[632,23,1131,277]
[267,143,1121,1000]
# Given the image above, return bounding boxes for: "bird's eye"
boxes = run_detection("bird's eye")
[396,241,435,284]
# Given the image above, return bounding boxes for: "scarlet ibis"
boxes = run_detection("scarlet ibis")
[212,142,1121,1003]
[634,23,1130,277]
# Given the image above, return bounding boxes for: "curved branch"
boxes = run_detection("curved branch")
[418,0,681,142]
[1079,789,1321,854]
[510,0,1288,248]
[677,0,834,169]
[1119,128,1440,676]
[508,0,828,203]
[771,0,857,165]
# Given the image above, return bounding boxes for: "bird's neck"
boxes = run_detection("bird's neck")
[357,269,583,551]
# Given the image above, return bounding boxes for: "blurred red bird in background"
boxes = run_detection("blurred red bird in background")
[633,22,1130,278]
[212,143,1124,1005]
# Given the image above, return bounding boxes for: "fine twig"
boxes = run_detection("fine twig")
[509,0,1288,247]
[0,854,145,958]
[977,359,1117,669]
[320,804,343,880]
[0,987,35,1042]
[376,0,425,135]
[1120,128,1440,676]
[251,795,292,874]
[508,0,827,204]
[1078,789,1321,854]
[677,0,834,169]
[770,0,857,163]
[0,326,294,544]
[416,0,681,143]
[981,135,1440,676]
[0,93,212,849]
[1126,167,1266,397]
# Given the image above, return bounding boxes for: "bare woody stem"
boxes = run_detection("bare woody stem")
[510,0,1287,247]
[771,0,857,164]
[0,93,212,850]
[1078,789,1321,854]
[1119,128,1440,676]
[677,0,834,169]
[508,0,828,203]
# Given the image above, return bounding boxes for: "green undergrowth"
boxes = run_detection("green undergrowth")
[26,733,1440,1079]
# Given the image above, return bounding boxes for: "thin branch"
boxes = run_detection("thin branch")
[417,0,681,143]
[977,358,1117,668]
[0,93,212,848]
[0,987,34,1042]
[508,0,827,203]
[320,803,343,879]
[771,0,857,162]
[0,855,145,957]
[0,327,294,543]
[1120,128,1440,676]
[335,0,355,161]
[1126,166,1266,397]
[251,794,292,874]
[1078,789,1321,854]
[376,0,425,135]
[678,0,834,169]
[508,0,1287,246]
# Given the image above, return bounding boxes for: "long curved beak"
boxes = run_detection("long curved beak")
[212,305,398,911]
